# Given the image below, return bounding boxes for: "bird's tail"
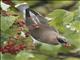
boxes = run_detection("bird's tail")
[15,3,29,14]
[15,3,42,26]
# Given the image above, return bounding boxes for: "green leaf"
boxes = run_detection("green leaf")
[48,9,71,33]
[38,43,61,56]
[66,32,80,48]
[1,54,15,60]
[12,0,39,6]
[16,51,33,60]
[64,57,80,60]
[16,51,48,60]
[48,9,80,52]
[63,12,74,25]
[71,21,80,32]
[51,1,74,9]
[31,54,48,60]
[1,16,18,32]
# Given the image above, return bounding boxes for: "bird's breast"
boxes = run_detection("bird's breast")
[29,24,59,45]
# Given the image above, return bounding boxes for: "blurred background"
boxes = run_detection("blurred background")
[0,0,80,60]
[12,0,79,16]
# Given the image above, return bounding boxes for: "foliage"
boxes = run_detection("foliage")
[1,16,18,32]
[0,1,80,60]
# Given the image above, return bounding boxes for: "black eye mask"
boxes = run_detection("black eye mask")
[57,38,67,44]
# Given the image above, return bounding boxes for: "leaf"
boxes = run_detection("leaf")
[66,32,80,48]
[16,51,33,60]
[12,0,39,6]
[48,9,72,33]
[51,1,74,9]
[31,54,48,60]
[1,16,18,32]
[71,21,80,32]
[38,43,61,56]
[48,9,80,52]
[63,12,74,25]
[16,51,48,60]
[0,33,9,45]
[64,57,80,60]
[72,8,80,31]
[1,54,15,60]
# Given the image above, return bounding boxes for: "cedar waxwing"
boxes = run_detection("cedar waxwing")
[15,3,71,47]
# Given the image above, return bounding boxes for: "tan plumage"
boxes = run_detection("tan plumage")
[15,3,71,47]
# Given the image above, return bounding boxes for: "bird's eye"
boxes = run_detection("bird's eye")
[57,38,66,44]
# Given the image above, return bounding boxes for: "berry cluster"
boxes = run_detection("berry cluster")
[14,19,30,39]
[1,10,18,16]
[0,41,26,54]
[17,20,25,27]
[0,20,30,54]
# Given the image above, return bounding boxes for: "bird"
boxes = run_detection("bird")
[15,3,71,47]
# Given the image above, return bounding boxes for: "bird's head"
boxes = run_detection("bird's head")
[57,36,71,48]
[62,42,71,48]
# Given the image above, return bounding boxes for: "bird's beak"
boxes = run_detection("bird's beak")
[62,42,71,48]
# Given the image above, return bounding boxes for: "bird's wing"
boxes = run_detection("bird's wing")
[30,9,48,24]
[25,7,48,26]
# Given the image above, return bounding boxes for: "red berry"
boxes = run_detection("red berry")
[7,39,15,46]
[14,34,20,40]
[18,44,26,50]
[0,47,2,52]
[21,20,25,24]
[15,46,20,52]
[4,46,10,49]
[25,32,30,37]
[2,47,8,53]
[17,27,23,31]
[8,46,16,54]
[17,20,25,27]
[3,0,12,5]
